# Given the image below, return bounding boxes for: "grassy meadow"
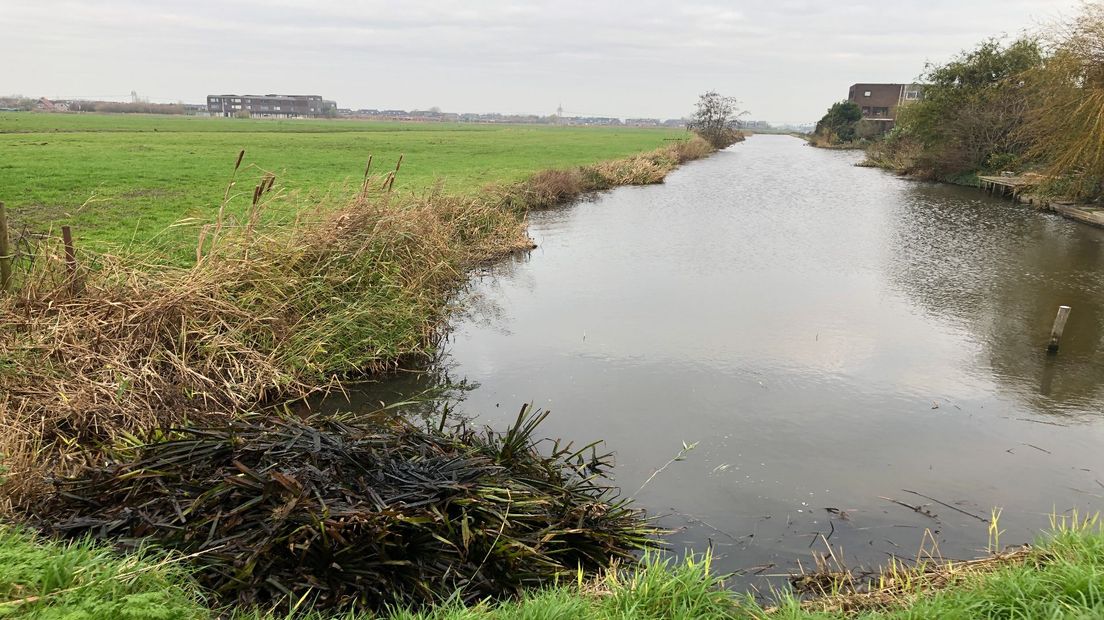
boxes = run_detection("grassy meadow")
[0,113,685,254]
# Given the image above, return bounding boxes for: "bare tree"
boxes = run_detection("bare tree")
[687,91,745,148]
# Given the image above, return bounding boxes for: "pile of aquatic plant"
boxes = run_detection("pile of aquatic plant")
[36,407,652,612]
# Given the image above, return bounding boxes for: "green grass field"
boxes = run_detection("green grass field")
[0,113,684,252]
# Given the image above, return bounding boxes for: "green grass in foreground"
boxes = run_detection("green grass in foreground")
[2,520,1102,619]
[0,527,206,620]
[0,113,685,252]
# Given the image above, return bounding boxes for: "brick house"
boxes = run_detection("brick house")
[847,83,923,127]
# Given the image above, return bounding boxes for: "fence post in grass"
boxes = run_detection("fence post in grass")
[0,202,11,293]
[61,225,78,295]
[1047,305,1071,354]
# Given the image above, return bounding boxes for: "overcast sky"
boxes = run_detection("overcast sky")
[2,0,1079,123]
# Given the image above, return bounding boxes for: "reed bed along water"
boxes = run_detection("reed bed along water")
[0,135,722,512]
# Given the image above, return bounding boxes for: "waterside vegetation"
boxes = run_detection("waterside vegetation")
[814,3,1104,205]
[2,514,1102,618]
[0,134,719,512]
[806,102,881,149]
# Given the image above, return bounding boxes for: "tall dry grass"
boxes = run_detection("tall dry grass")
[508,136,716,209]
[0,136,718,510]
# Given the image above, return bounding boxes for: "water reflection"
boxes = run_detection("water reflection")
[888,182,1104,416]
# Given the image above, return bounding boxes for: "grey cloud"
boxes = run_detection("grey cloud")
[2,0,1075,122]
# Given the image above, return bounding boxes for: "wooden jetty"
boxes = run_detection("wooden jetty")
[977,172,1104,229]
[977,174,1042,198]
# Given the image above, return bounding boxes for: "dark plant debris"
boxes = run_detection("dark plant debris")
[36,406,655,613]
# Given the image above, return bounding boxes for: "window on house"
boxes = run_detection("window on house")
[905,91,920,100]
[864,91,871,97]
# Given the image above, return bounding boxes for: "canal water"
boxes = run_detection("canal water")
[350,135,1104,583]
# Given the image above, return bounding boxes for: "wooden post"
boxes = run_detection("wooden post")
[0,202,10,293]
[1047,305,1071,354]
[61,225,77,294]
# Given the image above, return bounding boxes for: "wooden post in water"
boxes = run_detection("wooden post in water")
[1047,305,1071,354]
[0,202,10,293]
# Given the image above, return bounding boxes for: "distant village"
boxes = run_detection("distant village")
[0,93,797,131]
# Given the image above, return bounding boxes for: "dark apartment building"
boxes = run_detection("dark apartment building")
[847,83,923,125]
[206,94,332,118]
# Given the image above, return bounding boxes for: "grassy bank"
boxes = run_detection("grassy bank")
[0,120,720,510]
[0,113,735,615]
[3,516,1101,619]
[0,113,685,254]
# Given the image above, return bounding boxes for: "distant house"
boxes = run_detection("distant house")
[183,104,210,117]
[207,94,330,118]
[35,97,69,112]
[846,83,923,126]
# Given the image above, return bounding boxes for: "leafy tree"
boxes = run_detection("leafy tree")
[814,101,863,143]
[687,91,744,148]
[893,37,1042,177]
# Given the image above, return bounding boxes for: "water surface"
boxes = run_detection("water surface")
[348,135,1104,583]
